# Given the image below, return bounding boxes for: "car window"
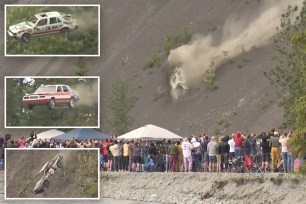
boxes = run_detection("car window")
[36,19,47,27]
[50,17,57,24]
[34,85,56,93]
[57,17,62,23]
[57,86,62,92]
[62,86,69,92]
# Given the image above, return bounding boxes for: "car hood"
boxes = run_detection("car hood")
[9,22,32,33]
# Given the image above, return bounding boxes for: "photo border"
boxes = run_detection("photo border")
[4,4,100,57]
[4,76,100,128]
[4,148,100,200]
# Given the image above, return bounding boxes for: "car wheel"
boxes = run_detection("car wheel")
[21,33,31,43]
[43,180,50,188]
[68,98,75,109]
[60,28,70,38]
[48,98,55,110]
[57,161,63,168]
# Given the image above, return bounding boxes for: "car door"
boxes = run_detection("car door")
[61,86,71,103]
[47,17,62,34]
[33,18,48,36]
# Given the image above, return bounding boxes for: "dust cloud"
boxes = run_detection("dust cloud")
[71,80,99,106]
[168,0,304,87]
[72,7,99,33]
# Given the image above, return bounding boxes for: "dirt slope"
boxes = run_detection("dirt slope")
[101,172,306,204]
[0,0,284,136]
[5,150,98,198]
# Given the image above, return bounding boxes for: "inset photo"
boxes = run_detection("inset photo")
[5,148,100,199]
[5,76,100,128]
[5,4,100,56]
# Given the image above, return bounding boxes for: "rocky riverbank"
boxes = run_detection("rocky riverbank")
[101,172,306,204]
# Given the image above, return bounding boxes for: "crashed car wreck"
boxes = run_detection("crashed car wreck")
[34,155,63,194]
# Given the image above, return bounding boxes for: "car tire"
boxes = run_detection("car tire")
[48,98,55,110]
[21,33,31,43]
[68,98,75,109]
[60,28,70,38]
[43,180,50,188]
[57,161,63,168]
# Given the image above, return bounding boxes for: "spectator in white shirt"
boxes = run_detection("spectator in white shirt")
[182,137,193,172]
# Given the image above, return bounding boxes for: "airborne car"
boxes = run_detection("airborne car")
[22,84,80,110]
[7,11,78,43]
[34,155,63,194]
[169,66,188,100]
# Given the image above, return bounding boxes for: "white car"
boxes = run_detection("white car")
[7,11,78,43]
[169,67,188,100]
[34,155,63,194]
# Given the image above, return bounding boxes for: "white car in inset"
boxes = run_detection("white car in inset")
[7,11,78,43]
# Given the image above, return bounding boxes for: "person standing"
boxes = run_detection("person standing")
[123,141,129,171]
[269,132,281,171]
[169,141,178,172]
[207,136,218,172]
[182,137,193,172]
[279,132,289,173]
[233,131,244,157]
[109,140,119,171]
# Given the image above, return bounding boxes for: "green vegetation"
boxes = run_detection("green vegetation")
[81,182,98,198]
[144,49,161,69]
[75,58,88,76]
[265,5,306,174]
[107,79,137,135]
[163,26,192,56]
[6,6,98,55]
[6,78,98,127]
[200,70,218,90]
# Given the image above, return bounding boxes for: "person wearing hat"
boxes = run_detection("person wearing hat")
[269,131,281,171]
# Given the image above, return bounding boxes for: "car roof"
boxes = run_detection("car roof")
[41,84,69,87]
[35,11,63,19]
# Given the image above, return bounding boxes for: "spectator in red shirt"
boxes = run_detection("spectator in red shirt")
[234,131,244,157]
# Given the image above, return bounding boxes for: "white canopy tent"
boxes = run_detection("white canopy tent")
[37,129,65,140]
[117,124,182,140]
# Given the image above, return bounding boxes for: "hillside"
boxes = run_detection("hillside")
[0,0,289,137]
[5,150,98,198]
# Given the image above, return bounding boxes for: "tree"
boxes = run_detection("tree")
[265,3,306,173]
[107,80,137,135]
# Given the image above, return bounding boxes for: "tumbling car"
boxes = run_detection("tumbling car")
[22,84,80,110]
[169,66,188,100]
[7,11,78,43]
[34,155,63,194]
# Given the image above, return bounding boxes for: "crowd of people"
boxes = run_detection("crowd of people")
[0,128,305,173]
[99,129,306,173]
